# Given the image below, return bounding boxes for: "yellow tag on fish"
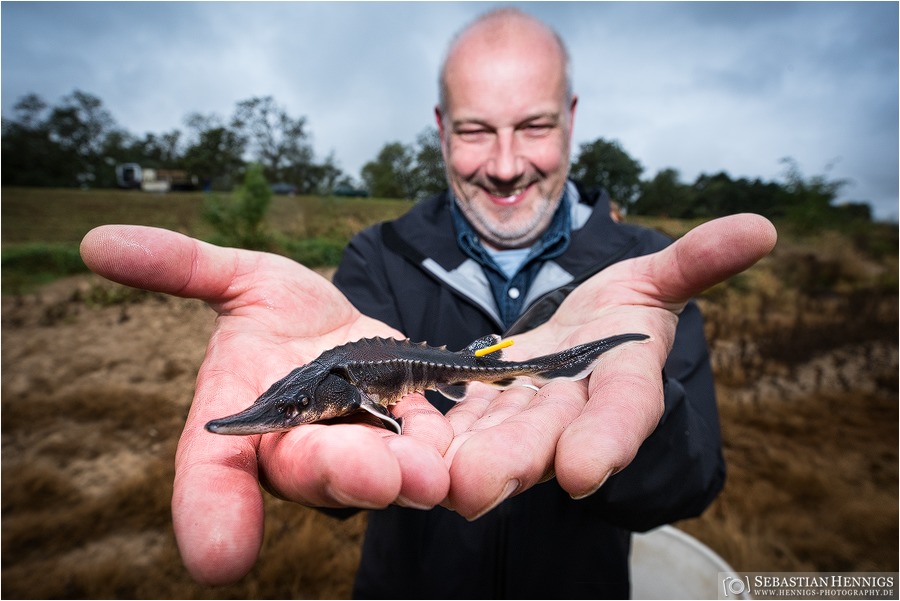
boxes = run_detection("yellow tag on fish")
[474,339,514,357]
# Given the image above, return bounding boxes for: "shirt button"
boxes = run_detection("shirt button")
[508,288,520,299]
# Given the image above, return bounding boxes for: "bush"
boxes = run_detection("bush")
[2,244,88,292]
[202,163,273,250]
[279,237,346,267]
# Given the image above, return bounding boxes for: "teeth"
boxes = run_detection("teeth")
[494,188,523,199]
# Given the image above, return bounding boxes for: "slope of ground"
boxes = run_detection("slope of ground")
[2,270,896,598]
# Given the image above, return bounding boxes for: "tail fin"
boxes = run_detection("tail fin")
[531,333,649,382]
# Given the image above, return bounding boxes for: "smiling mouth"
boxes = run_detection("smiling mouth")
[486,185,528,205]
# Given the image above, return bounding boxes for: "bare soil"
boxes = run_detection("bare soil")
[2,274,897,598]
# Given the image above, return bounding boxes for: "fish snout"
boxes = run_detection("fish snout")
[204,394,317,436]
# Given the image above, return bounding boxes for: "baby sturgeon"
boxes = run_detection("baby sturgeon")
[205,333,649,436]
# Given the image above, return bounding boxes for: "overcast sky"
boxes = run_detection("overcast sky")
[3,1,898,220]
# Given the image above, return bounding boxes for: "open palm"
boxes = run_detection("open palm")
[440,214,777,519]
[81,226,453,583]
[81,213,775,584]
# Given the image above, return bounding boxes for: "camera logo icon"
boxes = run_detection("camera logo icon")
[721,575,750,598]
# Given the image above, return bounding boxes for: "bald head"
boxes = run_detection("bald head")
[433,8,578,250]
[438,8,572,116]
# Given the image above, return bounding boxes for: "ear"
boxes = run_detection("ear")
[434,106,446,142]
[434,106,450,161]
[567,95,579,137]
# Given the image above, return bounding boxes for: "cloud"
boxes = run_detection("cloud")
[2,2,896,219]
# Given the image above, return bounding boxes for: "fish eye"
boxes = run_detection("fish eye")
[299,395,310,407]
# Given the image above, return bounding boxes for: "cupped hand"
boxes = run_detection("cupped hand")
[80,225,454,585]
[80,214,776,582]
[439,214,777,518]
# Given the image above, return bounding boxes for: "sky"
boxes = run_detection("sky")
[2,1,898,220]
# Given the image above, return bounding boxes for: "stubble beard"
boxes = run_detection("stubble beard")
[455,186,562,250]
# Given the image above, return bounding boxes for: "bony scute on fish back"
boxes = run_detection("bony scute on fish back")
[204,332,649,436]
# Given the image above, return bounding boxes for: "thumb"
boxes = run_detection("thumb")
[652,213,777,304]
[80,224,241,301]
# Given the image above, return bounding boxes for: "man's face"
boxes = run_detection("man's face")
[437,30,577,249]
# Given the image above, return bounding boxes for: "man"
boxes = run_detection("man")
[80,8,776,599]
[336,10,717,597]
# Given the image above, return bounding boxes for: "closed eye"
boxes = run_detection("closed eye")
[521,122,555,138]
[456,128,491,143]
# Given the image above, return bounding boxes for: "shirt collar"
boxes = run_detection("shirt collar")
[450,184,573,276]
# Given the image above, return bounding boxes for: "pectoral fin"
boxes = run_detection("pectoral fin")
[359,399,402,434]
[436,382,469,401]
[436,376,525,401]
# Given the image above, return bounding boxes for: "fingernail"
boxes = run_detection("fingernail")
[395,495,434,510]
[468,479,519,521]
[325,485,384,510]
[570,469,615,500]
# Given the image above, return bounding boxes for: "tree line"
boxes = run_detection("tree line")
[1,89,874,226]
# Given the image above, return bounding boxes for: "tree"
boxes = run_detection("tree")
[301,152,344,195]
[48,90,120,186]
[1,90,123,187]
[361,142,416,199]
[137,130,183,168]
[411,127,446,200]
[2,94,59,186]
[9,93,48,128]
[570,138,643,210]
[230,96,313,186]
[778,157,852,231]
[633,168,694,217]
[183,112,246,190]
[356,128,446,201]
[691,172,785,219]
[690,171,736,218]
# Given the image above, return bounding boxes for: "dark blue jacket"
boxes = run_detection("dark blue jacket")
[331,184,725,599]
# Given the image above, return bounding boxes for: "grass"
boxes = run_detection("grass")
[680,388,898,572]
[1,243,89,292]
[0,187,412,292]
[1,187,411,247]
[1,187,213,245]
[1,186,897,597]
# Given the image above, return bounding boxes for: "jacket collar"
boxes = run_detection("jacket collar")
[389,181,633,275]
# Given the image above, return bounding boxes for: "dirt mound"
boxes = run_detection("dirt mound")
[2,275,897,598]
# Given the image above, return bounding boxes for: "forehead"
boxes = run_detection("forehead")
[442,22,568,123]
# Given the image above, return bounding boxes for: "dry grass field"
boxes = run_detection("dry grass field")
[2,189,897,597]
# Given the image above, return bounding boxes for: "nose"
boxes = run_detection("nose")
[485,129,523,184]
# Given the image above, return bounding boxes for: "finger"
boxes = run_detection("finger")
[258,424,403,508]
[389,396,455,508]
[444,382,585,519]
[444,382,527,436]
[444,391,492,435]
[256,397,453,510]
[386,435,451,509]
[171,365,276,585]
[172,435,265,585]
[651,213,777,303]
[390,393,455,455]
[554,342,667,498]
[547,214,776,332]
